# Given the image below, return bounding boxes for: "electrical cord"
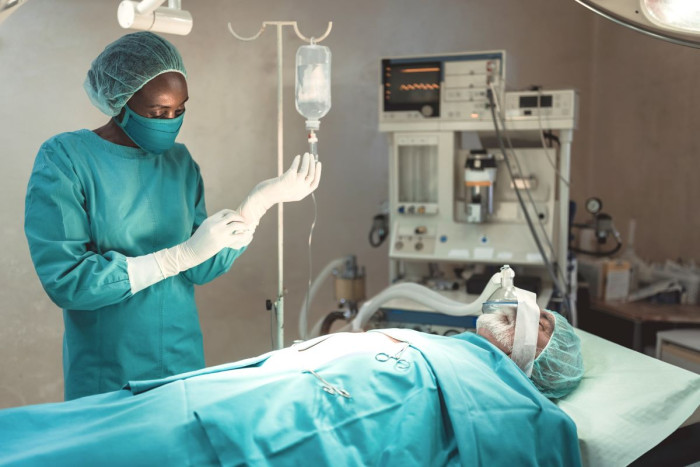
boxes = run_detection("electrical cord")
[570,242,622,257]
[488,83,569,293]
[486,88,571,319]
[536,88,570,188]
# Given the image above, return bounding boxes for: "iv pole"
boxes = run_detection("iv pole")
[228,20,332,350]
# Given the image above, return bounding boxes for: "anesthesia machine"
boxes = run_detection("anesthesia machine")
[370,50,580,333]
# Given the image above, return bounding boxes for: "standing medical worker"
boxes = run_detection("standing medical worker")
[24,32,321,401]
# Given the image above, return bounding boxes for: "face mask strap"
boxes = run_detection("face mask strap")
[115,106,132,129]
[511,288,539,377]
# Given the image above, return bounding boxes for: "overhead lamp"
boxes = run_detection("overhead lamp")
[575,0,700,48]
[0,0,29,26]
[118,0,192,36]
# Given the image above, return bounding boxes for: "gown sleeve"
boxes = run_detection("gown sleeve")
[24,143,132,311]
[180,163,245,286]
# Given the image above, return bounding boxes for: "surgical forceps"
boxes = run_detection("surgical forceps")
[306,369,351,399]
[375,344,411,370]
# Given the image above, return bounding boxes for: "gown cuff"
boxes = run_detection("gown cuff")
[126,254,166,295]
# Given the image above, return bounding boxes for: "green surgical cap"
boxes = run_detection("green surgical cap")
[531,310,584,399]
[84,31,187,116]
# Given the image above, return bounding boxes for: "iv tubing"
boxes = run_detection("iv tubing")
[299,256,347,339]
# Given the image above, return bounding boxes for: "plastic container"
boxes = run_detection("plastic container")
[295,44,331,128]
[482,265,518,314]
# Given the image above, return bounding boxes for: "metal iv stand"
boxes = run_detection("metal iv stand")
[228,20,332,350]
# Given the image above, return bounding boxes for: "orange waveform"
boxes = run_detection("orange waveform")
[398,83,440,91]
[401,67,440,73]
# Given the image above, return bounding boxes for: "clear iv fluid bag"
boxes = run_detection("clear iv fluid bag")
[295,44,331,122]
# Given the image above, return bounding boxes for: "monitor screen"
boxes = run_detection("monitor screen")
[383,60,441,115]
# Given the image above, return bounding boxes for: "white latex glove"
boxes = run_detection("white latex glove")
[127,210,254,294]
[238,152,322,226]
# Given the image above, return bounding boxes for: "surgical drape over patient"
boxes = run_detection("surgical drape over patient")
[83,31,187,116]
[531,310,585,399]
[0,330,582,466]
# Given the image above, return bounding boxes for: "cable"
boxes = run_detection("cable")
[535,88,570,188]
[486,88,571,319]
[488,83,569,294]
[320,311,347,335]
[570,242,622,257]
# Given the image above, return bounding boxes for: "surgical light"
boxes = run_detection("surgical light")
[575,0,700,48]
[118,0,192,36]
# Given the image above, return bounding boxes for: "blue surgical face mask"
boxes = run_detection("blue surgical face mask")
[115,105,185,154]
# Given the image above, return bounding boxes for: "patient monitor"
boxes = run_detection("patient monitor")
[376,50,579,332]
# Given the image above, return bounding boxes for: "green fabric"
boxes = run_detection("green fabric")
[531,310,585,399]
[0,331,581,466]
[84,31,187,116]
[24,129,243,400]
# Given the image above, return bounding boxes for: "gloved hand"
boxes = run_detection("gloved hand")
[238,152,322,226]
[127,210,254,294]
[154,209,254,277]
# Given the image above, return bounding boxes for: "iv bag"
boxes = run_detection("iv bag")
[295,44,331,125]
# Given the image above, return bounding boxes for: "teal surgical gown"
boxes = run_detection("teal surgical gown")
[24,129,244,401]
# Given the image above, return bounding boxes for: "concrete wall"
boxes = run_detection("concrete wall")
[1,0,693,408]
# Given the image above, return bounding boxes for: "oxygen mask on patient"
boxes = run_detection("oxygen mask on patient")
[482,265,518,315]
[477,265,540,377]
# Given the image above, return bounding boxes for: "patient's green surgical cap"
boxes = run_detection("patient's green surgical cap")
[531,311,584,399]
[84,31,187,116]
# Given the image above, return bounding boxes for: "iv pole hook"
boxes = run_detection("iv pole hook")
[227,21,332,43]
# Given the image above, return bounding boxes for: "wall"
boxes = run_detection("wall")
[1,0,598,407]
[585,18,700,262]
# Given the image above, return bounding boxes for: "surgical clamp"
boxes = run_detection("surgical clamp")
[375,344,411,370]
[306,369,351,399]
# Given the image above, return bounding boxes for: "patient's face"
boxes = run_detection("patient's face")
[476,308,554,358]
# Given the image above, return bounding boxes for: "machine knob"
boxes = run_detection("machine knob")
[407,206,415,214]
[398,205,405,214]
[415,242,424,251]
[415,226,427,235]
[421,105,434,117]
[395,241,404,250]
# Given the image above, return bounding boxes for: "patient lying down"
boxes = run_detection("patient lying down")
[476,308,584,399]
[0,316,584,466]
